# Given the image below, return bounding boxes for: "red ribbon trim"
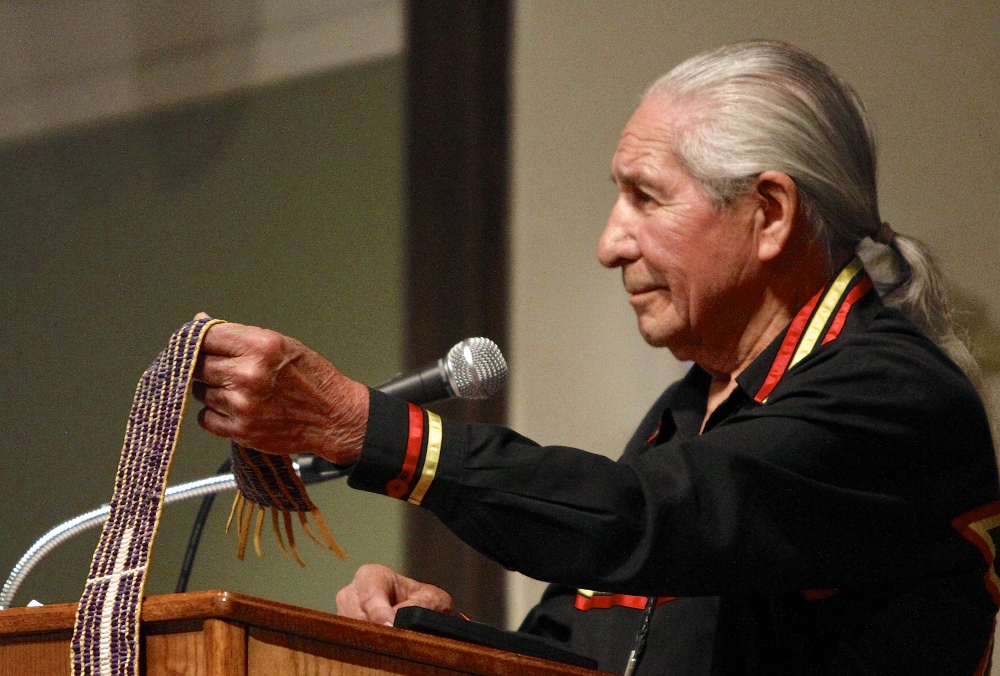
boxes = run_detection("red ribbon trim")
[754,287,823,403]
[821,276,873,346]
[385,403,425,499]
[574,593,677,611]
[952,501,1000,608]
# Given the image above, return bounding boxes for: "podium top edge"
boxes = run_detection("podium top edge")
[0,591,606,675]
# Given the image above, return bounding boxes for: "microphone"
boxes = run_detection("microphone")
[296,337,508,484]
[376,336,508,404]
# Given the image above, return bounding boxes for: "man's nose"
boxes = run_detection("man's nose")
[598,200,640,268]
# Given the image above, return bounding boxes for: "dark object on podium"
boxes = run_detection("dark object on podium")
[394,606,598,670]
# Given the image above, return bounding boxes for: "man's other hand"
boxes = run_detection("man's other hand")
[336,564,454,626]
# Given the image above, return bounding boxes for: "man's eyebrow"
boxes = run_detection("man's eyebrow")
[611,170,656,190]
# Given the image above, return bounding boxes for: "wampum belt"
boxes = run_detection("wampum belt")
[70,317,343,676]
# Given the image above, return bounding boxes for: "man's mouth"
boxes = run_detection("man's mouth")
[622,269,666,299]
[626,283,662,297]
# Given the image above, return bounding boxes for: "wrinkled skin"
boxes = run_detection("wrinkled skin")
[193,315,368,465]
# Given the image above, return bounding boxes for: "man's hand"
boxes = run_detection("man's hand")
[336,564,454,626]
[192,316,369,464]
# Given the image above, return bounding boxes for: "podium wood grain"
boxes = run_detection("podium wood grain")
[0,591,606,676]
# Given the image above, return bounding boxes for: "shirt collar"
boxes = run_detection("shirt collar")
[738,257,873,403]
[655,258,875,441]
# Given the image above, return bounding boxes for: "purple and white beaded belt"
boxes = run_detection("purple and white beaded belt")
[70,318,344,676]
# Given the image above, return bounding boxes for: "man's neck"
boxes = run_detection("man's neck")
[704,300,798,374]
[695,257,832,431]
[701,374,740,434]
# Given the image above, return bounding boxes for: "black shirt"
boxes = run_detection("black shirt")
[351,263,1000,674]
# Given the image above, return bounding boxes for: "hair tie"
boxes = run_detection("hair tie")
[873,221,896,245]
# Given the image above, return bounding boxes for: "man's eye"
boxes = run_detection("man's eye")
[631,187,654,206]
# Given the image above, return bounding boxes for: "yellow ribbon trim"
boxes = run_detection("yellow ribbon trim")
[967,513,1000,603]
[789,257,862,369]
[408,411,442,506]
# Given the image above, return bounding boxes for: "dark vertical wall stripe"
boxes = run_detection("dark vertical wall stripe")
[404,0,510,627]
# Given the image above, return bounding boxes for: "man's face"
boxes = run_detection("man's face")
[598,94,763,362]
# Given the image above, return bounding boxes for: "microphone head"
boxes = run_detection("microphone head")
[445,337,508,399]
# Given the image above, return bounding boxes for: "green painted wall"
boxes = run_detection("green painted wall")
[0,57,405,613]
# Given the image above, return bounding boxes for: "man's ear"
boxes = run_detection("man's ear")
[753,170,800,262]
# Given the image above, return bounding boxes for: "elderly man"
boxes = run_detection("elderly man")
[195,41,1000,674]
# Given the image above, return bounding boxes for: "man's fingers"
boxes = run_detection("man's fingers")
[194,324,288,386]
[198,381,248,417]
[334,586,364,620]
[194,353,223,384]
[193,350,230,384]
[338,564,401,625]
[359,593,397,626]
[191,381,207,403]
[346,564,399,625]
[187,319,367,462]
[191,313,219,382]
[336,582,398,626]
[335,565,455,627]
[397,580,454,615]
[195,350,256,389]
[355,565,399,614]
[199,321,284,360]
[197,406,234,439]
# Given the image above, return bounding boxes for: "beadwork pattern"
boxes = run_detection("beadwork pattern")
[71,318,343,676]
[227,443,345,565]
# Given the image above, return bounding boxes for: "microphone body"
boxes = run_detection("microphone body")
[376,337,508,403]
[376,359,453,403]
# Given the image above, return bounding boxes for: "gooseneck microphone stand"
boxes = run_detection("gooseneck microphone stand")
[0,454,349,610]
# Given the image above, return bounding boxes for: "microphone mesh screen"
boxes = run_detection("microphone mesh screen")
[447,337,508,399]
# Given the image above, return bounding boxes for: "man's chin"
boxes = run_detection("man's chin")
[636,317,693,358]
[636,321,675,350]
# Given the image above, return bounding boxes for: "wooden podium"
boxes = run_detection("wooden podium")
[0,591,606,675]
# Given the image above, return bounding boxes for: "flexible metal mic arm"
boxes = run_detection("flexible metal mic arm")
[0,455,347,611]
[0,473,235,610]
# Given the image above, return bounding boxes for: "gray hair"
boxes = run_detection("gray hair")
[647,40,978,385]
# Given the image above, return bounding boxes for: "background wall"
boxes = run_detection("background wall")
[507,0,1000,627]
[0,57,406,613]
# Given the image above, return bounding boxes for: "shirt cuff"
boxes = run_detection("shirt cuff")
[348,388,448,508]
